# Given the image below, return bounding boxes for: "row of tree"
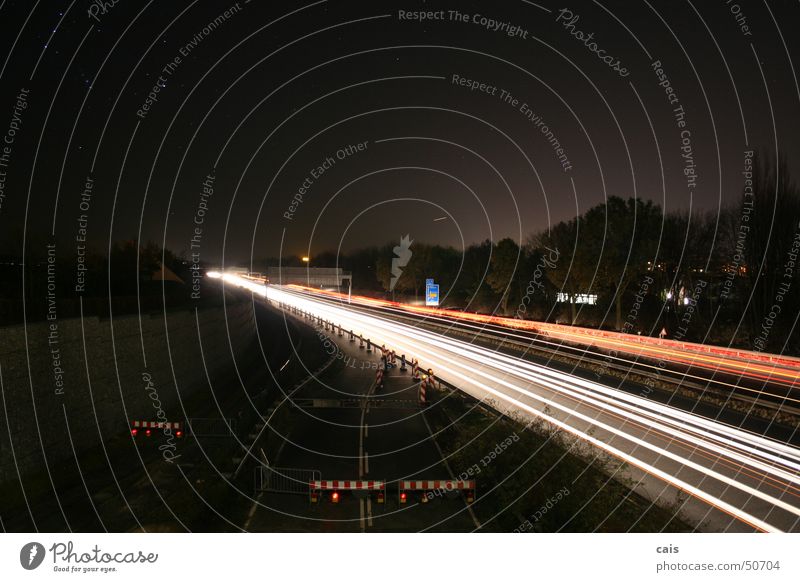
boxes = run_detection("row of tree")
[298,153,800,354]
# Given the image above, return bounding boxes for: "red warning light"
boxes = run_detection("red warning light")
[176,430,183,438]
[130,428,138,437]
[400,492,407,503]
[331,491,340,503]
[145,429,152,437]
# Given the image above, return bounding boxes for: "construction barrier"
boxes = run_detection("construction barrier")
[426,368,439,391]
[399,480,476,504]
[309,480,386,504]
[131,420,183,438]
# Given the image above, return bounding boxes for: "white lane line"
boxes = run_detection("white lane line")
[244,492,263,531]
[364,423,368,438]
[421,411,482,530]
[367,497,374,527]
[364,451,369,475]
[358,375,378,532]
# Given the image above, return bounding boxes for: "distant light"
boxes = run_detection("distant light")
[331,491,340,503]
[400,492,407,503]
[683,297,690,305]
[145,429,152,437]
[666,291,673,299]
[131,428,138,437]
[176,430,183,438]
[302,257,310,263]
[207,271,222,279]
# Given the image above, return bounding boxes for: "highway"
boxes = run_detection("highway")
[283,285,800,401]
[211,273,800,533]
[240,315,480,532]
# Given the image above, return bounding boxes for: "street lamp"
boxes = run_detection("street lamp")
[302,256,310,263]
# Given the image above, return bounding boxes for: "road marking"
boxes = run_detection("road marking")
[367,497,373,527]
[364,423,368,437]
[421,411,482,530]
[364,451,369,474]
[244,492,263,531]
[358,374,380,532]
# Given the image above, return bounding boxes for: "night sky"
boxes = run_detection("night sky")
[1,0,798,265]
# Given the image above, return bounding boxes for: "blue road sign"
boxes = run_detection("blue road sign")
[425,284,439,306]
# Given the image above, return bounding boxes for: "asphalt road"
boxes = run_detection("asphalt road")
[241,312,479,532]
[255,284,800,533]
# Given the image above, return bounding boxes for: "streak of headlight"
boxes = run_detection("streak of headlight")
[214,274,799,532]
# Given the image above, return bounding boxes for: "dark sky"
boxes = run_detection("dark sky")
[1,0,798,266]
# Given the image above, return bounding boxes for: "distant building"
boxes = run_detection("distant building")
[266,266,351,289]
[556,292,597,305]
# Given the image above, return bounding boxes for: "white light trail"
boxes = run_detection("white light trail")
[212,273,800,532]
